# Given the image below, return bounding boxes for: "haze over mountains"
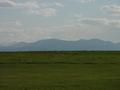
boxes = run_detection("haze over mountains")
[0,39,120,51]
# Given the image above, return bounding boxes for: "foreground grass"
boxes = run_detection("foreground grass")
[0,51,120,90]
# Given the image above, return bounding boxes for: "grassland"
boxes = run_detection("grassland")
[0,51,120,90]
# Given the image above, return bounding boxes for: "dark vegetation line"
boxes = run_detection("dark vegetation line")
[0,62,119,64]
[0,51,120,53]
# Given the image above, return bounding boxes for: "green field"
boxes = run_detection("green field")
[0,51,120,90]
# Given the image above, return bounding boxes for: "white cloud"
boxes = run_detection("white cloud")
[81,18,109,26]
[40,2,64,8]
[17,1,57,17]
[0,0,60,17]
[80,18,120,29]
[17,1,40,10]
[0,21,22,29]
[54,2,64,7]
[0,18,120,45]
[78,0,95,3]
[28,8,57,17]
[50,24,103,41]
[109,20,120,28]
[50,18,120,42]
[67,0,95,3]
[30,8,57,17]
[0,21,26,44]
[17,1,58,16]
[0,0,16,8]
[27,1,63,16]
[102,5,120,16]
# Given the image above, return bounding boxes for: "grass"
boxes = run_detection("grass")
[0,51,120,90]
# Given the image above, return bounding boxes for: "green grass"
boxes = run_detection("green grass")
[0,51,120,90]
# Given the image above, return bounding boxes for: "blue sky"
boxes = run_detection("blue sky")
[0,0,120,45]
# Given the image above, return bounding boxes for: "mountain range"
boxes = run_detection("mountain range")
[0,39,120,51]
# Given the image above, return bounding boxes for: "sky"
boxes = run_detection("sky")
[0,0,120,45]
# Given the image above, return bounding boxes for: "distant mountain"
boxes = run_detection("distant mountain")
[0,39,120,51]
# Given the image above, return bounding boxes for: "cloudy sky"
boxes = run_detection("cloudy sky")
[0,0,120,45]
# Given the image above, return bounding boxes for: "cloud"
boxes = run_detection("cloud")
[54,2,64,7]
[30,8,57,17]
[108,20,120,28]
[50,24,103,41]
[0,21,56,44]
[0,21,22,29]
[68,0,95,3]
[78,0,95,3]
[50,18,120,42]
[80,18,120,29]
[17,1,57,17]
[102,5,120,16]
[17,1,40,10]
[0,18,120,45]
[0,0,60,17]
[0,21,25,44]
[0,0,16,8]
[81,18,109,26]
[39,2,64,8]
